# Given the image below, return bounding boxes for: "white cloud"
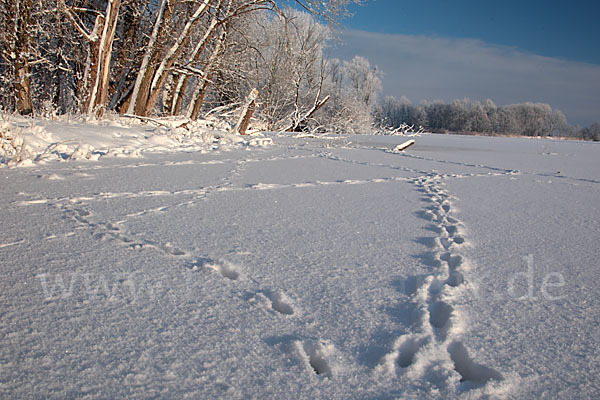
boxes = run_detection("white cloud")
[330,30,600,126]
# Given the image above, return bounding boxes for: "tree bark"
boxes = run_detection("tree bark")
[232,88,259,135]
[79,16,102,114]
[92,0,121,117]
[142,0,214,117]
[188,73,212,121]
[10,0,34,115]
[60,0,121,117]
[171,0,230,116]
[126,0,171,116]
[188,26,229,120]
[14,58,33,116]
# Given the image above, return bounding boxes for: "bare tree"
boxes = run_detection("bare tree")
[59,0,122,117]
[0,0,36,115]
[0,0,367,131]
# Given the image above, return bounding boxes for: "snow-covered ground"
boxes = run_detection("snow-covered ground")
[1,122,598,398]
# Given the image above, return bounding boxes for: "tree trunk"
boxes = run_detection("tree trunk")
[126,0,171,116]
[171,74,190,116]
[232,88,259,135]
[189,74,212,120]
[142,0,214,116]
[93,0,121,117]
[74,0,121,117]
[11,0,34,115]
[109,1,141,111]
[171,0,227,116]
[15,59,33,116]
[188,26,229,120]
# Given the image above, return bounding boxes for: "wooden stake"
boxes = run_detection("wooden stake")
[232,88,259,135]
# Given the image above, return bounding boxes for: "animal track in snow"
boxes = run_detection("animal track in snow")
[429,301,454,329]
[188,258,240,280]
[57,202,194,262]
[380,172,501,388]
[297,340,334,378]
[446,216,459,224]
[445,225,459,236]
[439,237,453,250]
[261,290,295,315]
[377,333,430,376]
[441,253,463,271]
[448,341,503,383]
[452,235,465,245]
[396,335,429,369]
[252,290,296,315]
[446,271,465,288]
[268,336,336,378]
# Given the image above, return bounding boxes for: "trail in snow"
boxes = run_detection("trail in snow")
[375,171,505,386]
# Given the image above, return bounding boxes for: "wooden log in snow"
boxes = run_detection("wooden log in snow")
[393,139,415,152]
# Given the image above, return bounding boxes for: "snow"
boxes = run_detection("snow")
[1,115,256,165]
[1,123,599,398]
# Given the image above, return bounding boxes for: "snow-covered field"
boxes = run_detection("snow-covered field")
[1,122,599,398]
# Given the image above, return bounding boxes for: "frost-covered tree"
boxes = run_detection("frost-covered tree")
[123,0,363,118]
[0,0,372,133]
[375,96,570,137]
[343,56,381,109]
[314,56,381,133]
[578,122,600,141]
[218,8,331,130]
[467,101,491,133]
[208,6,379,133]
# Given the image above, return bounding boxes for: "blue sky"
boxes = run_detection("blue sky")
[332,0,600,126]
[345,0,600,65]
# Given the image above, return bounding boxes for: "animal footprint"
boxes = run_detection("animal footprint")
[439,237,453,250]
[453,236,465,245]
[189,258,240,280]
[263,290,295,315]
[159,243,186,256]
[445,225,459,236]
[448,341,503,383]
[253,290,295,315]
[441,253,463,270]
[295,340,334,378]
[104,222,120,231]
[429,301,453,329]
[113,232,134,243]
[396,335,429,368]
[446,216,459,224]
[446,271,465,287]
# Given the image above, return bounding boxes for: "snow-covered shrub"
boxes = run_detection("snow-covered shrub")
[0,121,30,165]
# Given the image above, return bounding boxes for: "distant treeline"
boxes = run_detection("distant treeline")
[375,96,599,141]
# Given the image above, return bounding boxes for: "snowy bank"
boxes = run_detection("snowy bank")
[0,114,272,167]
